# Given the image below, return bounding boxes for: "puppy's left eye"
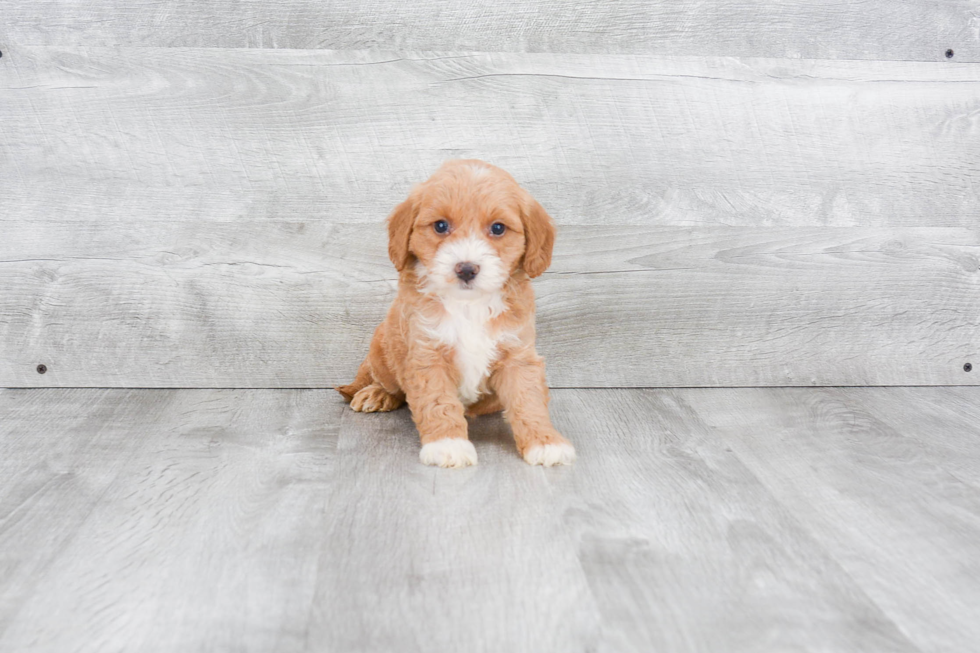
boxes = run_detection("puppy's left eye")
[490,222,506,236]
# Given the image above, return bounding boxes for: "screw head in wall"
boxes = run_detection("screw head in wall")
[966,362,973,372]
[945,49,955,59]
[36,364,47,374]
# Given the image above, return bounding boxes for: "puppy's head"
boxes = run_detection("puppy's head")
[387,160,554,298]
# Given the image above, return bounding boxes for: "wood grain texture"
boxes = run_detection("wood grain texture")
[0,388,155,636]
[2,221,977,388]
[3,47,979,388]
[546,389,920,653]
[5,387,980,651]
[3,47,980,229]
[842,387,980,487]
[682,387,980,653]
[0,388,341,652]
[306,403,600,652]
[0,0,976,61]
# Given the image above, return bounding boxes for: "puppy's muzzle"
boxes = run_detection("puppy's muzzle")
[455,262,480,283]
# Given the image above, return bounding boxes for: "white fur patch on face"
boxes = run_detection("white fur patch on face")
[422,235,508,297]
[419,438,478,468]
[523,442,576,466]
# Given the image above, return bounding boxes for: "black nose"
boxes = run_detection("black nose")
[455,262,480,282]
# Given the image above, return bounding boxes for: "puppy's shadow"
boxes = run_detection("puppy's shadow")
[466,411,518,462]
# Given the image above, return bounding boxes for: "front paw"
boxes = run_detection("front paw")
[419,438,478,468]
[523,437,576,467]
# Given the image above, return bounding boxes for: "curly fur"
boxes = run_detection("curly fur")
[337,159,575,468]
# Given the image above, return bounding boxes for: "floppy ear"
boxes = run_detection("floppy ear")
[387,193,418,272]
[520,194,555,278]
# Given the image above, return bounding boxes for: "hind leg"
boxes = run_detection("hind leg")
[465,394,503,417]
[350,384,406,413]
[337,356,373,402]
[337,321,402,405]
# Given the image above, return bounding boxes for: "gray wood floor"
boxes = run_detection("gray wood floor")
[2,387,978,652]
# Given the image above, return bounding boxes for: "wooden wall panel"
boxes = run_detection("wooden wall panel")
[0,1,976,61]
[2,221,976,387]
[3,48,980,230]
[4,47,979,387]
[14,387,980,649]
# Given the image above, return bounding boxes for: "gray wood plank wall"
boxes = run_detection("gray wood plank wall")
[0,1,975,61]
[4,49,980,229]
[2,221,977,387]
[2,10,979,388]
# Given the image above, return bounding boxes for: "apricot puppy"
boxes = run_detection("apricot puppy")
[337,159,575,468]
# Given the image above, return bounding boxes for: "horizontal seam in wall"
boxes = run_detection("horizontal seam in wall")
[2,44,974,64]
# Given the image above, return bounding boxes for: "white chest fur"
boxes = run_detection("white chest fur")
[422,294,505,405]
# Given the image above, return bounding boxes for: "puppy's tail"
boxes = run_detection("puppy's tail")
[336,358,372,403]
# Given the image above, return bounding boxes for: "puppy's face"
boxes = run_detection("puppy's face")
[387,160,555,297]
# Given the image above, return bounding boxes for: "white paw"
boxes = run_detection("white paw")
[419,438,478,468]
[523,442,576,467]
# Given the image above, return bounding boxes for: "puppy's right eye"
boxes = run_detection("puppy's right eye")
[433,220,449,234]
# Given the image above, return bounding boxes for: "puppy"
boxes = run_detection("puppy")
[337,159,576,468]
